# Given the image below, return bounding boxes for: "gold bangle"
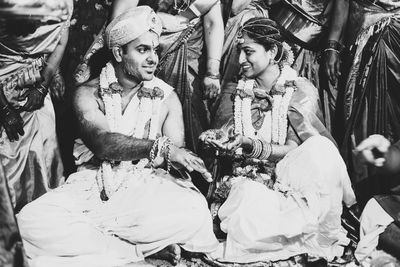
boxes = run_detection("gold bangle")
[323,48,340,54]
[207,57,221,63]
[205,72,220,79]
[36,84,48,96]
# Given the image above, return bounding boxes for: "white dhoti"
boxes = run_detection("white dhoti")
[17,167,218,267]
[355,198,394,263]
[210,136,356,263]
[17,76,219,266]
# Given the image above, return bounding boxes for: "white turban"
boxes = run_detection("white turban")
[104,6,162,48]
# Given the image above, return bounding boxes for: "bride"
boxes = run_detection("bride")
[201,17,357,263]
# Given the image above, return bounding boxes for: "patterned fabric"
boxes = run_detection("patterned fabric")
[340,0,400,186]
[0,0,72,210]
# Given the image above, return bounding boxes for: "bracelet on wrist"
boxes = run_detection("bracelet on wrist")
[150,138,160,169]
[245,138,262,158]
[325,40,344,53]
[150,137,172,173]
[1,104,10,111]
[323,48,340,54]
[0,104,13,121]
[159,137,172,173]
[36,84,49,96]
[259,139,272,160]
[207,57,221,63]
[205,72,220,80]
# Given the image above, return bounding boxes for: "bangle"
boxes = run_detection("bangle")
[259,139,272,160]
[159,137,172,173]
[1,104,10,111]
[245,138,262,158]
[205,72,220,80]
[150,138,160,169]
[207,57,221,63]
[165,141,172,173]
[150,137,172,172]
[36,84,48,96]
[0,104,12,118]
[323,48,340,54]
[326,40,344,52]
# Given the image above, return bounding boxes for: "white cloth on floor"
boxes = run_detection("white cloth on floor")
[355,198,394,262]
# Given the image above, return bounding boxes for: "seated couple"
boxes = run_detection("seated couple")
[17,7,356,267]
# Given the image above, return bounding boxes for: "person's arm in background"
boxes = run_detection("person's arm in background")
[381,141,400,174]
[230,0,252,15]
[21,25,70,112]
[0,19,69,141]
[111,0,139,19]
[323,0,349,86]
[201,1,224,99]
[355,134,400,174]
[41,27,69,101]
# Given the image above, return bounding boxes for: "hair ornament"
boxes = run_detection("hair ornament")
[281,42,294,66]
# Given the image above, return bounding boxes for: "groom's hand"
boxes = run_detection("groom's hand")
[170,146,213,182]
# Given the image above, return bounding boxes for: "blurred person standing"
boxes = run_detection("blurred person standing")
[0,0,73,211]
[327,0,400,201]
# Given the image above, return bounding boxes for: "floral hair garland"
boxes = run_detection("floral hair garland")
[96,62,164,201]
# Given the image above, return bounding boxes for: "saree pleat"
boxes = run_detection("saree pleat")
[157,32,193,149]
[0,160,29,267]
[342,17,400,185]
[156,22,208,152]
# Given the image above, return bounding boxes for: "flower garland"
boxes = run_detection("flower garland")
[234,65,297,148]
[96,62,164,200]
[215,63,298,201]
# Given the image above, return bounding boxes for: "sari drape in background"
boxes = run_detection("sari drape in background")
[0,0,72,211]
[340,0,400,190]
[0,163,29,267]
[155,17,207,153]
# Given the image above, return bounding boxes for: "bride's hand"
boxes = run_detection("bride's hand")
[208,134,246,154]
[199,129,228,149]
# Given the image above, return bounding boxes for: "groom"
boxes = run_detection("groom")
[17,6,218,267]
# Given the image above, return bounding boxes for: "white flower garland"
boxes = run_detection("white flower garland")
[96,62,162,200]
[234,65,297,151]
[234,80,245,136]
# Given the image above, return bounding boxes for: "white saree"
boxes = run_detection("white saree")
[209,74,356,263]
[17,77,218,267]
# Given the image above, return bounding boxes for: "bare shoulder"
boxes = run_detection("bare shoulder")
[164,91,181,107]
[192,0,220,14]
[163,91,183,117]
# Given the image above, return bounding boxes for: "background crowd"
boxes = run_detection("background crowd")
[1,0,400,266]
